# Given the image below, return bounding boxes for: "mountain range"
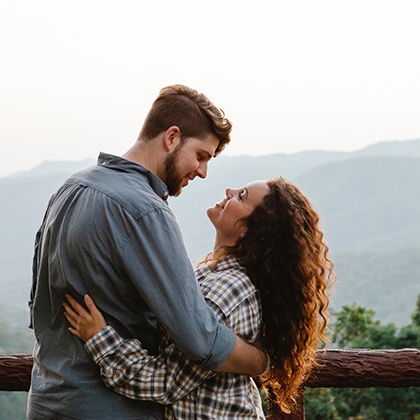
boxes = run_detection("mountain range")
[1,138,419,329]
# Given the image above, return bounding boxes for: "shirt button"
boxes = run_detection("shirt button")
[162,191,168,199]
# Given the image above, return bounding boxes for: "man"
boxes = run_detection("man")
[28,85,267,419]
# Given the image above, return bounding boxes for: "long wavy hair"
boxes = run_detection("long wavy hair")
[208,177,333,413]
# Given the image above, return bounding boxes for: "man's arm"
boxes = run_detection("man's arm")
[118,207,265,374]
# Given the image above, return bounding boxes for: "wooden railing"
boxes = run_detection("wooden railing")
[1,349,419,419]
[271,348,420,419]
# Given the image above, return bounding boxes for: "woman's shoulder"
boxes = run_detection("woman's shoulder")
[198,257,260,317]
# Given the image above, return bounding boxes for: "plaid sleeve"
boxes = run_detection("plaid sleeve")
[85,326,125,363]
[84,325,215,404]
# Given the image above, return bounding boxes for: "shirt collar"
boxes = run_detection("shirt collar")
[197,255,243,274]
[97,152,169,201]
[212,255,243,272]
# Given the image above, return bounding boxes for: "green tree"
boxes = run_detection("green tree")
[332,303,379,348]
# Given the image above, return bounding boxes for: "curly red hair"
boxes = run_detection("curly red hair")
[209,177,333,413]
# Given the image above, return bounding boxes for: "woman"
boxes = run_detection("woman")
[64,177,333,418]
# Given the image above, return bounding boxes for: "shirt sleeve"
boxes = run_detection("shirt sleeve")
[84,275,261,404]
[117,207,236,370]
[85,326,215,404]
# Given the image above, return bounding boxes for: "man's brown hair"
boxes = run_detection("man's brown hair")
[139,85,232,156]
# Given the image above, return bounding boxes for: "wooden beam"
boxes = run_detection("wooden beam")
[1,349,419,393]
[306,349,420,388]
[0,354,32,391]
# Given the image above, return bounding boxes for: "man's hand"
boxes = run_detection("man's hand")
[63,294,106,342]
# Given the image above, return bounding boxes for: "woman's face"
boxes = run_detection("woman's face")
[207,181,270,245]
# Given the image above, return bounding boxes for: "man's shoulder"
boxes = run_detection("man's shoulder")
[67,165,170,220]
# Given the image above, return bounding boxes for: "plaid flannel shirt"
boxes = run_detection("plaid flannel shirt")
[85,257,265,419]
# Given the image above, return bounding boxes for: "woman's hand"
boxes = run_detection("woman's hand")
[63,294,106,342]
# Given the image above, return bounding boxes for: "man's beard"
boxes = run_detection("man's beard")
[163,142,185,197]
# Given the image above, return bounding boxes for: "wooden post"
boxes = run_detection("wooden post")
[268,390,305,419]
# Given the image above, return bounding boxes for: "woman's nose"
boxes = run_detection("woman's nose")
[225,188,233,197]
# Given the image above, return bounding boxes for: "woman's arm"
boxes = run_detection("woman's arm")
[64,273,263,404]
[84,325,215,404]
[64,295,218,403]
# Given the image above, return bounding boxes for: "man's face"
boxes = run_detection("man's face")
[164,133,219,196]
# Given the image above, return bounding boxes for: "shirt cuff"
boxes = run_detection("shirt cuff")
[85,325,124,364]
[199,322,236,370]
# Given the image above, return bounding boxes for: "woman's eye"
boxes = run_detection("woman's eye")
[239,190,245,200]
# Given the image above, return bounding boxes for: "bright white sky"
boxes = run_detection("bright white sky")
[1,0,420,175]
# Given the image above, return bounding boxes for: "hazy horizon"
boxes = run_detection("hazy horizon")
[2,135,419,178]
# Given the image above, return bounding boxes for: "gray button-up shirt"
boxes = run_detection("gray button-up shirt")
[27,153,236,419]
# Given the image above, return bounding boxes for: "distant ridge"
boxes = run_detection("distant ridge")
[0,137,419,327]
[297,156,420,252]
[355,137,420,156]
[2,137,420,180]
[5,158,95,179]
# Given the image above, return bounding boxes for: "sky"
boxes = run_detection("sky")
[1,0,420,175]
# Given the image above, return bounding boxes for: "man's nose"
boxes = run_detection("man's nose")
[196,162,208,179]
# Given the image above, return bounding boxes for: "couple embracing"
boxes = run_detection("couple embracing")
[28,85,332,419]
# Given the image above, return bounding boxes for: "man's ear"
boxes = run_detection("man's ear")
[162,126,182,152]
